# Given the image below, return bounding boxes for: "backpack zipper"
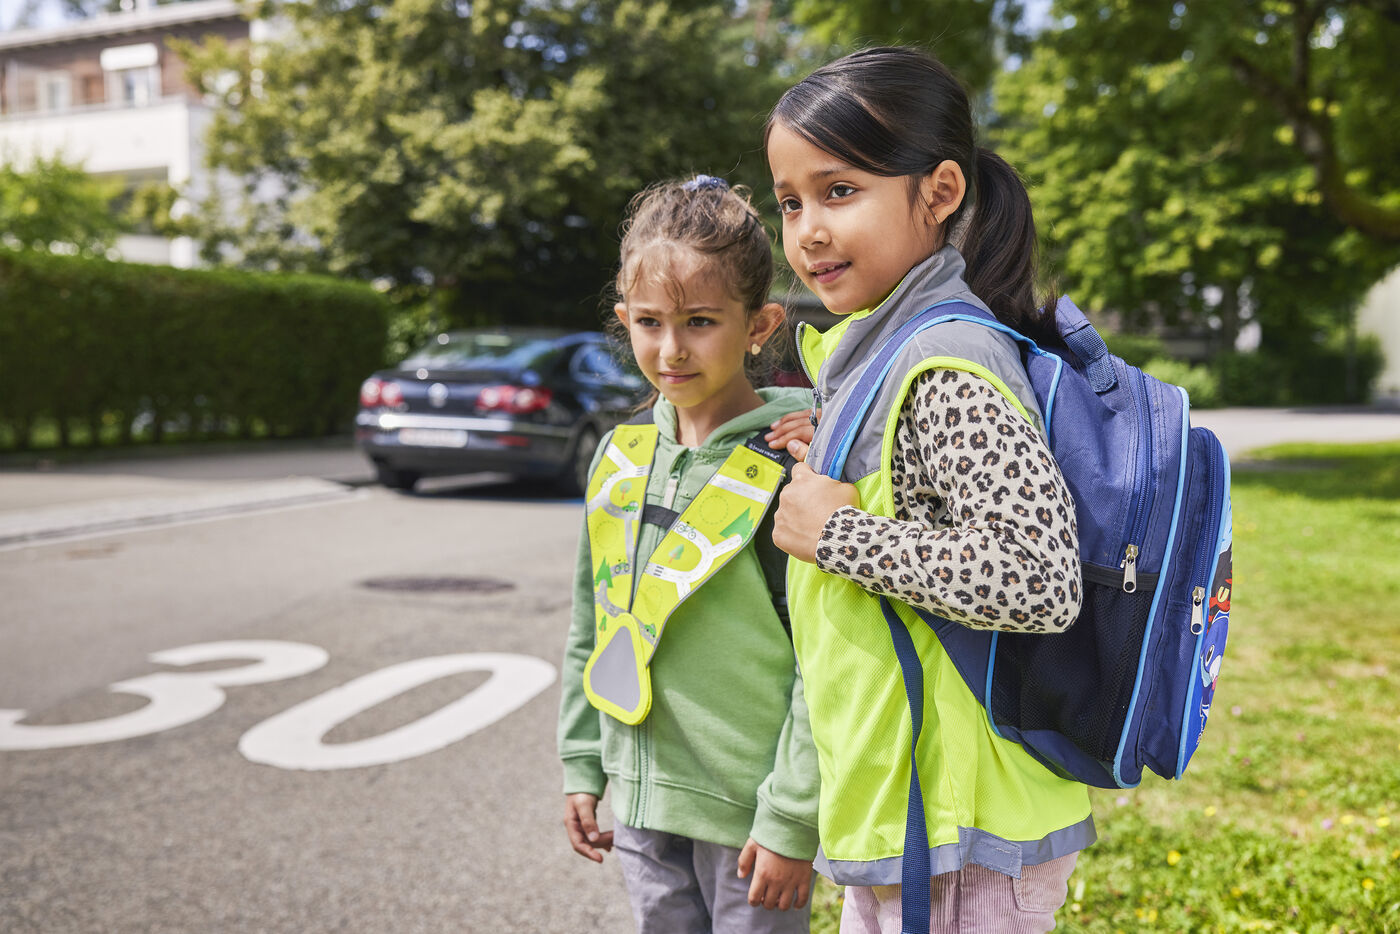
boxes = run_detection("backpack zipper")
[1120,368,1156,592]
[1176,432,1228,777]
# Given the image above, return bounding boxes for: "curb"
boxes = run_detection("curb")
[0,478,361,550]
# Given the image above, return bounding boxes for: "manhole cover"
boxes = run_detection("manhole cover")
[359,576,516,594]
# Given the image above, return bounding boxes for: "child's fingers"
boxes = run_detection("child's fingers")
[577,807,601,843]
[736,838,757,879]
[795,875,811,909]
[563,813,604,862]
[563,794,608,863]
[787,439,810,461]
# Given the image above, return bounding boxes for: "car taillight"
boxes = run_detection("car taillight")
[380,381,404,407]
[475,384,554,415]
[360,378,383,408]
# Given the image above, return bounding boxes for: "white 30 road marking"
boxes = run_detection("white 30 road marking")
[0,641,556,770]
[0,641,329,749]
[239,653,556,770]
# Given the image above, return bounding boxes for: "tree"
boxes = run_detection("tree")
[0,154,120,257]
[782,0,1029,97]
[992,0,1400,366]
[179,0,788,329]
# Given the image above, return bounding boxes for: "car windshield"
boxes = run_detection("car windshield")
[400,332,562,371]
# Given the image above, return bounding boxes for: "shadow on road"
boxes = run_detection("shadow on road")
[387,473,584,505]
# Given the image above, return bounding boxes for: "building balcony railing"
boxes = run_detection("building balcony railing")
[0,93,197,123]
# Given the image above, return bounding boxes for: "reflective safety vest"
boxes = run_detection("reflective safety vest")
[582,423,789,724]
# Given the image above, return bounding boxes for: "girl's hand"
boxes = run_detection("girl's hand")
[765,408,819,451]
[563,792,613,863]
[737,838,813,910]
[773,442,859,563]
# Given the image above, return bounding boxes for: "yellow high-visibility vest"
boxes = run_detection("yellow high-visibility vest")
[583,423,787,724]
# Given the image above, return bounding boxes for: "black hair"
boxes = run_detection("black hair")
[766,46,1057,340]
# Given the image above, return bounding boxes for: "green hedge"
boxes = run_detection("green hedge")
[0,248,390,449]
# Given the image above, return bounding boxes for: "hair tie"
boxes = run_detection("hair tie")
[683,174,729,192]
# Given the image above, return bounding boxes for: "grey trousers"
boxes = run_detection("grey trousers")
[613,823,813,934]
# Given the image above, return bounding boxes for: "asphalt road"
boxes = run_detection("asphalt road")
[0,473,634,934]
[3,404,1399,933]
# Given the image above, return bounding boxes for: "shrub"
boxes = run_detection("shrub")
[1102,331,1168,368]
[1142,357,1222,408]
[1215,333,1383,408]
[0,248,390,449]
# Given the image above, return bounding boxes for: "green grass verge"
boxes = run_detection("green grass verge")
[810,442,1400,934]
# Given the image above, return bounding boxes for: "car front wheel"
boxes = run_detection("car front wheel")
[375,463,422,492]
[559,425,600,496]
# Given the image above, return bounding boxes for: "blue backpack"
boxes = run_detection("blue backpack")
[820,295,1233,778]
[822,296,1233,930]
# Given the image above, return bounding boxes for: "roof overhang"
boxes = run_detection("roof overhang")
[0,0,245,53]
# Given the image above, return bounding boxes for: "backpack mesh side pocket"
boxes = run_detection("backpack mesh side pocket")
[989,568,1155,763]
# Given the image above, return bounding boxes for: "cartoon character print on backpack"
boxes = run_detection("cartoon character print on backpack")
[814,370,1080,634]
[1184,551,1232,764]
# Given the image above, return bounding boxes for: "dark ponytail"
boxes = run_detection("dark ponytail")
[766,47,1057,341]
[962,148,1058,340]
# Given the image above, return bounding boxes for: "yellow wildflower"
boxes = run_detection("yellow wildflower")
[1341,815,1355,826]
[1204,805,1218,817]
[1377,816,1391,828]
[1363,878,1375,890]
[1167,850,1182,866]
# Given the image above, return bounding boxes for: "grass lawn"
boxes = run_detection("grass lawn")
[811,441,1400,934]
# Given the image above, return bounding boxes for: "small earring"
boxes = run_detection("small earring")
[750,343,762,356]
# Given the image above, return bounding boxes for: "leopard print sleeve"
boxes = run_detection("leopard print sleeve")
[814,368,1082,633]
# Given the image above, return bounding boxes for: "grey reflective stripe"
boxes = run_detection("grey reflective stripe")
[589,625,642,712]
[813,814,1096,885]
[808,320,1043,484]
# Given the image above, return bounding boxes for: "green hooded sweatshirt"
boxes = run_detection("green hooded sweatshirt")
[557,386,820,859]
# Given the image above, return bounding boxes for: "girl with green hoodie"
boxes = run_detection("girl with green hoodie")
[557,175,821,934]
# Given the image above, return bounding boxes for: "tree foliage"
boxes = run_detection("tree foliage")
[783,0,1027,97]
[180,0,788,328]
[0,154,120,257]
[992,0,1400,359]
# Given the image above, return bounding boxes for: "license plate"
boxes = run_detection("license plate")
[398,428,468,448]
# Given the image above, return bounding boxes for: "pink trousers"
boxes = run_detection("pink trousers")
[839,854,1078,934]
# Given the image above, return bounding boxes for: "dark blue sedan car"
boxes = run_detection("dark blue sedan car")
[355,329,646,493]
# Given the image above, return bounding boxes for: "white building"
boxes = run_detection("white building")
[0,0,256,266]
[1358,267,1400,406]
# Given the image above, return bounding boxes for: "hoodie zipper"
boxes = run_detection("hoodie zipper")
[794,321,823,422]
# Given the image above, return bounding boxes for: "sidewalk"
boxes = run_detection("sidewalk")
[0,438,371,550]
[1192,406,1400,460]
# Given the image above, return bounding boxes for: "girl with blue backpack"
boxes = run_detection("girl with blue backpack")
[766,47,1094,932]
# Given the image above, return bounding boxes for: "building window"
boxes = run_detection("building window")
[100,42,160,106]
[109,66,158,105]
[40,72,72,112]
